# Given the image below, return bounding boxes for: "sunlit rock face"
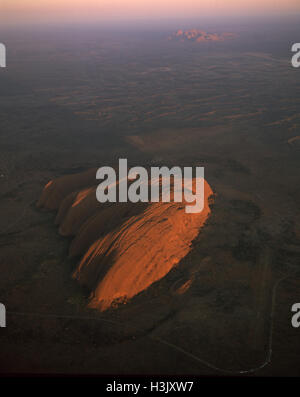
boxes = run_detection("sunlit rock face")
[38,169,213,311]
[37,168,98,211]
[169,29,236,43]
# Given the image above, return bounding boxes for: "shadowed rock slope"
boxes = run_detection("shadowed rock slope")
[38,169,213,311]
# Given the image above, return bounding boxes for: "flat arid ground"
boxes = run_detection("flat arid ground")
[0,21,300,375]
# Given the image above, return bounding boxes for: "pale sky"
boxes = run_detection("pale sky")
[1,0,300,25]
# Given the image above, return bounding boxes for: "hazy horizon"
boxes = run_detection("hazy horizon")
[1,0,300,28]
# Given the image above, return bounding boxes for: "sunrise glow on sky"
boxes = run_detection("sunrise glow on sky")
[1,0,300,25]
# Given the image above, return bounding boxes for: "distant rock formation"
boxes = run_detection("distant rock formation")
[38,169,213,311]
[169,29,236,43]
